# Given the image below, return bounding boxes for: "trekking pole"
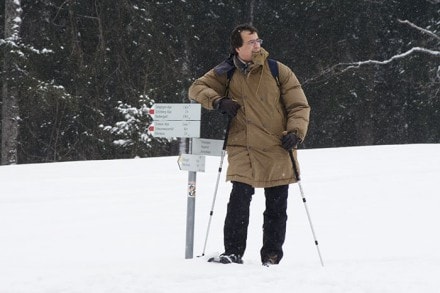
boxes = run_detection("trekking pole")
[198,118,232,257]
[289,150,324,267]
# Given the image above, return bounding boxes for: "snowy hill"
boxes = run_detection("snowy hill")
[1,144,439,293]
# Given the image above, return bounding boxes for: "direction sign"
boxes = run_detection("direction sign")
[148,120,200,138]
[177,154,205,172]
[149,103,201,121]
[191,138,224,156]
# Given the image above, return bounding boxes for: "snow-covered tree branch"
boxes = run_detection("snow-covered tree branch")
[398,19,440,41]
[305,19,440,84]
[332,47,439,74]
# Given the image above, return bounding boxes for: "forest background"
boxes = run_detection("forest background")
[1,0,439,164]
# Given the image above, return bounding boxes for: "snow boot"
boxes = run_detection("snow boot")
[262,254,279,267]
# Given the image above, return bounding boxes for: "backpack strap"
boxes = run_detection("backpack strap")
[268,58,280,87]
[225,67,236,96]
[214,56,236,97]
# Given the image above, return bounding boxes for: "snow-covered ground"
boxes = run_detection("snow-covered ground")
[1,144,439,293]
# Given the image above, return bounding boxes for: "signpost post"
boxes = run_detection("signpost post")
[149,103,223,259]
[149,103,200,259]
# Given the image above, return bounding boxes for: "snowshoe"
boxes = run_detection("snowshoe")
[208,253,243,264]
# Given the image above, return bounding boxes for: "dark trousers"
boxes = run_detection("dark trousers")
[223,181,289,263]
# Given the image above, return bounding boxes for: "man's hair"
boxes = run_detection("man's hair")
[229,24,258,55]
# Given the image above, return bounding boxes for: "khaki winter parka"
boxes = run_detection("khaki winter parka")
[189,48,310,188]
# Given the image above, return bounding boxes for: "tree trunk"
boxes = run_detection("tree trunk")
[241,0,256,24]
[248,0,255,24]
[1,0,22,165]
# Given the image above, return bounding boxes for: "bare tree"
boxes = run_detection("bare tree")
[1,0,22,164]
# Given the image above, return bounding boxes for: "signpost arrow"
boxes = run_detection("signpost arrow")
[177,154,206,172]
[191,138,224,157]
[150,103,201,121]
[148,120,200,138]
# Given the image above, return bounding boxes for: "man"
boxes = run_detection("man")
[188,24,310,265]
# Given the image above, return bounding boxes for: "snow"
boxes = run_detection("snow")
[0,144,439,293]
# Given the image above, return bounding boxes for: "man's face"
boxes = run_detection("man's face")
[235,31,261,62]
